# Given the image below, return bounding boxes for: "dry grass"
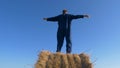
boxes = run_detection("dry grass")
[35,51,92,68]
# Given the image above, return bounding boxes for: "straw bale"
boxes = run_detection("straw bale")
[73,54,81,68]
[35,51,92,68]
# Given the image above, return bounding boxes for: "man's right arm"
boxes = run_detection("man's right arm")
[43,16,59,22]
[43,18,48,20]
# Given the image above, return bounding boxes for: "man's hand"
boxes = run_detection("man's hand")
[84,15,90,18]
[43,18,48,20]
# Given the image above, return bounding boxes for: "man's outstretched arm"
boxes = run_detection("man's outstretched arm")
[83,15,89,18]
[43,16,59,22]
[71,14,89,19]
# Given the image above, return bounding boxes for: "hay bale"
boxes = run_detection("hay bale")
[46,54,54,68]
[35,51,92,68]
[73,54,81,68]
[61,54,69,68]
[79,53,92,68]
[67,54,76,68]
[35,51,51,68]
[53,53,62,68]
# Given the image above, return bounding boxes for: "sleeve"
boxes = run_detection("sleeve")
[70,15,84,19]
[47,16,59,22]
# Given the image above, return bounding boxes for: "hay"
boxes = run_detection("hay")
[73,54,81,68]
[35,51,93,68]
[79,53,92,68]
[61,54,68,68]
[53,53,62,68]
[35,51,51,68]
[67,54,76,68]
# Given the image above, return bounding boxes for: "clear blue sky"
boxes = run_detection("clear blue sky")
[0,0,120,68]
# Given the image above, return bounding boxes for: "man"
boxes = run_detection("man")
[43,9,89,53]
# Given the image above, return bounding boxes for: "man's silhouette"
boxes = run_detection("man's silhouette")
[43,9,89,53]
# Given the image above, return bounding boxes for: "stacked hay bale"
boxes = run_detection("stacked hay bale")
[35,51,92,68]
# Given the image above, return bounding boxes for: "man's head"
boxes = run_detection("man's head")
[62,9,68,14]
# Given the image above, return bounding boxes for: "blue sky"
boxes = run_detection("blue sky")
[0,0,120,68]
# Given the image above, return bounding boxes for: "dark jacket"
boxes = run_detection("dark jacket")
[47,14,84,32]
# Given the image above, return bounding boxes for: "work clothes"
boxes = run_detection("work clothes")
[47,14,84,53]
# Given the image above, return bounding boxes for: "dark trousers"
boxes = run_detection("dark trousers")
[56,29,72,53]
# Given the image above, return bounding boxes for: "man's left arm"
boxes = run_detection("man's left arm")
[70,14,89,19]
